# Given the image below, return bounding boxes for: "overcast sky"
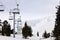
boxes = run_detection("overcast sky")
[0,0,59,21]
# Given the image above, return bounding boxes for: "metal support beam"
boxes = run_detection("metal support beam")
[13,13,15,38]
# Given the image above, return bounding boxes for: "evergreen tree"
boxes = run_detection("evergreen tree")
[0,19,2,26]
[53,5,60,40]
[2,20,11,36]
[37,32,39,37]
[6,24,11,36]
[47,33,50,38]
[43,31,50,38]
[0,19,2,33]
[22,22,32,39]
[43,31,48,38]
[2,20,8,36]
[11,29,13,34]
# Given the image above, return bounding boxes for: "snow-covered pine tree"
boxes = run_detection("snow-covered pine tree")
[22,22,32,39]
[43,31,48,38]
[2,20,11,36]
[43,30,50,38]
[53,5,60,40]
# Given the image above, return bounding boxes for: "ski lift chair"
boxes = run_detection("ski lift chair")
[9,11,13,20]
[9,16,13,20]
[0,2,4,11]
[12,8,20,14]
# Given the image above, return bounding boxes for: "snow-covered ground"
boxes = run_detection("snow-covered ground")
[0,34,41,40]
[0,34,55,40]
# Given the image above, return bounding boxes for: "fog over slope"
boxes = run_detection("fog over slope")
[26,14,56,37]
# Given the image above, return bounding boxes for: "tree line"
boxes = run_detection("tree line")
[0,20,51,39]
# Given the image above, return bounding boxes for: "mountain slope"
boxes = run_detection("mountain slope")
[26,14,56,38]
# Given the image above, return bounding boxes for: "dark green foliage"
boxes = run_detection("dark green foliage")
[11,29,13,34]
[53,5,60,40]
[0,19,2,33]
[0,19,2,26]
[6,24,11,36]
[43,31,50,38]
[10,29,17,34]
[2,20,8,36]
[22,22,32,39]
[2,20,11,36]
[55,36,60,40]
[47,33,50,37]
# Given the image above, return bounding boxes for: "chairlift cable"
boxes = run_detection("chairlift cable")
[14,0,19,9]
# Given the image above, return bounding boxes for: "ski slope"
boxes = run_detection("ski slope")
[27,14,56,38]
[0,34,55,40]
